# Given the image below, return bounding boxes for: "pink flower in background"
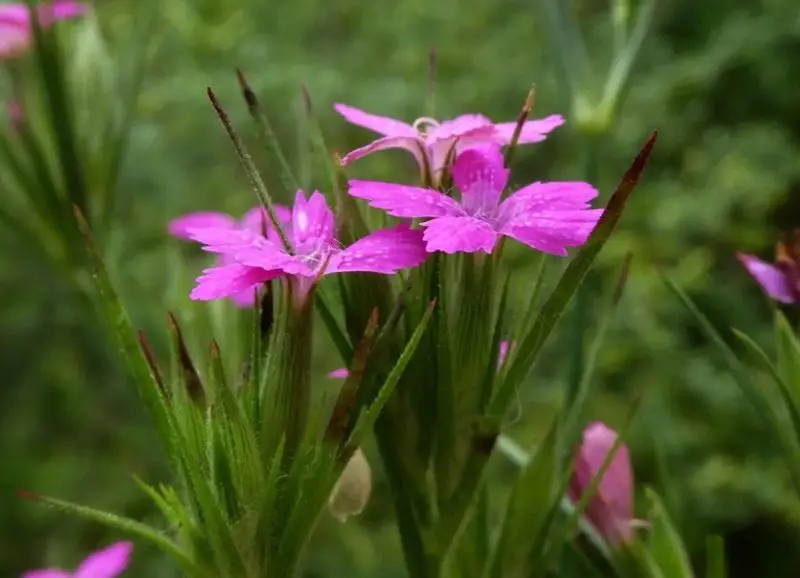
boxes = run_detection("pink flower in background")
[329,340,511,378]
[349,147,601,255]
[0,1,86,58]
[737,234,800,304]
[7,98,23,131]
[568,422,635,547]
[169,205,291,307]
[186,191,428,303]
[23,540,132,578]
[335,102,563,181]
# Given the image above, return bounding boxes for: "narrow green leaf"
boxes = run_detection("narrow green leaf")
[21,491,204,576]
[206,88,291,252]
[26,0,87,214]
[645,488,694,578]
[486,419,559,578]
[236,69,301,194]
[565,254,633,435]
[705,535,726,578]
[74,208,176,461]
[493,132,657,423]
[349,298,436,446]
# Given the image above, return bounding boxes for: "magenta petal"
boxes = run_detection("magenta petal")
[328,368,349,378]
[493,114,565,144]
[334,103,417,137]
[339,134,426,168]
[169,212,237,240]
[292,190,335,246]
[504,209,603,256]
[569,422,634,546]
[191,264,279,301]
[45,1,87,22]
[328,225,428,274]
[737,253,795,303]
[240,204,292,234]
[508,181,600,208]
[75,541,133,578]
[427,114,494,143]
[186,227,264,254]
[497,340,510,368]
[22,571,71,578]
[0,22,27,56]
[348,180,461,219]
[420,216,498,254]
[451,148,508,213]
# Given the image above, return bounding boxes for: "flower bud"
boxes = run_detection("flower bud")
[328,447,372,523]
[568,421,634,546]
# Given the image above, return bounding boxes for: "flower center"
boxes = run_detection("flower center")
[412,117,440,136]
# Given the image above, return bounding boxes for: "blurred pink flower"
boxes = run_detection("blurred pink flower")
[169,205,291,307]
[0,1,86,59]
[23,540,132,578]
[328,340,512,379]
[737,236,800,304]
[349,147,601,255]
[186,191,428,304]
[335,102,563,182]
[7,98,23,131]
[568,422,635,547]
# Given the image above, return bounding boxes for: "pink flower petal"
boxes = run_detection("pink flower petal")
[239,204,292,234]
[504,209,603,256]
[230,287,260,308]
[507,181,600,208]
[420,216,498,254]
[328,368,349,378]
[168,212,237,240]
[451,148,509,213]
[191,264,280,301]
[499,182,602,256]
[427,117,497,176]
[328,224,428,274]
[737,253,795,303]
[334,103,417,137]
[292,191,334,246]
[186,226,263,253]
[348,180,462,219]
[339,134,426,168]
[0,21,28,57]
[493,114,565,144]
[568,422,634,546]
[427,114,494,143]
[75,541,133,578]
[497,340,510,368]
[22,571,71,578]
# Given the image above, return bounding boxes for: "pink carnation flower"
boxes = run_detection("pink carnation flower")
[169,205,291,307]
[186,190,428,303]
[23,540,132,578]
[737,234,800,304]
[348,147,602,255]
[0,1,86,59]
[335,102,563,183]
[568,422,635,547]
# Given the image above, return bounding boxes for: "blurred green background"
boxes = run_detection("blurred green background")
[2,0,800,575]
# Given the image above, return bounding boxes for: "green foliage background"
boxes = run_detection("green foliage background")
[2,0,800,575]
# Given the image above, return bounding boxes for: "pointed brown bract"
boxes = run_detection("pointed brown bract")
[326,308,380,447]
[15,489,42,501]
[235,68,259,112]
[503,87,536,168]
[167,311,205,406]
[138,330,168,399]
